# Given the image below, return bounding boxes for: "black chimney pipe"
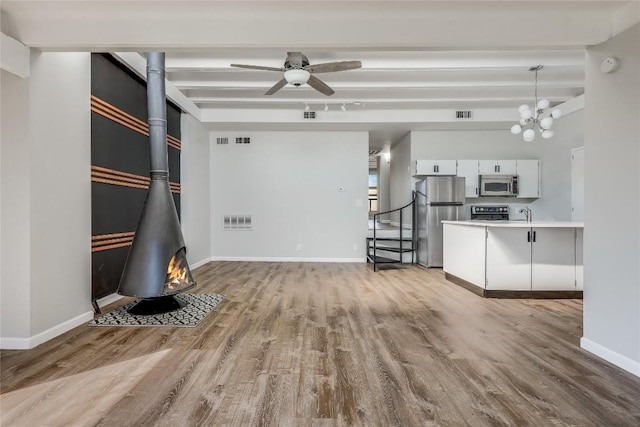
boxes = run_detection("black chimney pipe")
[118,52,195,304]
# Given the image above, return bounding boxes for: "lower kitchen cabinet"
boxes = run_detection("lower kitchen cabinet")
[531,228,577,290]
[444,221,583,296]
[486,228,532,290]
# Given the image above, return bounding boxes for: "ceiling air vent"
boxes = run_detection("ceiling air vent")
[456,110,472,119]
[303,111,316,119]
[216,137,229,145]
[235,137,251,144]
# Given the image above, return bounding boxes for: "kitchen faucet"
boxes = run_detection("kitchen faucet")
[519,207,532,222]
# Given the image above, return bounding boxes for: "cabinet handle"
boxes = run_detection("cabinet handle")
[527,231,531,242]
[495,165,498,173]
[475,187,479,195]
[533,231,536,242]
[434,165,437,173]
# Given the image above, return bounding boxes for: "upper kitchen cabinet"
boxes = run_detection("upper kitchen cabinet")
[516,159,540,198]
[456,160,479,198]
[413,160,457,176]
[478,160,517,175]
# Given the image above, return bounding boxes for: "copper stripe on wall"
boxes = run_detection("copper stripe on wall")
[92,231,135,253]
[91,166,181,193]
[90,95,181,150]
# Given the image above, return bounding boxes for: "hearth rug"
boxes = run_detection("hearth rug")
[88,293,226,327]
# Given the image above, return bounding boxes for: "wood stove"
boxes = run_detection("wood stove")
[117,52,196,314]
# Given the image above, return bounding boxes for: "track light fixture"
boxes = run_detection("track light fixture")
[341,103,347,112]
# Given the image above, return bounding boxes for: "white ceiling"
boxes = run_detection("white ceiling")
[2,1,636,149]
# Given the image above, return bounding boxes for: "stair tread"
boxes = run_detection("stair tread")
[369,246,414,253]
[367,255,401,264]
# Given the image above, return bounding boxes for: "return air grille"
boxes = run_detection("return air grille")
[216,137,229,145]
[235,137,251,144]
[456,110,472,119]
[223,215,252,231]
[303,111,316,119]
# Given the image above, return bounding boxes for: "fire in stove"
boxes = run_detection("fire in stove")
[165,249,194,293]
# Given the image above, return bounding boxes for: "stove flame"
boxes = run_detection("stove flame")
[165,252,192,291]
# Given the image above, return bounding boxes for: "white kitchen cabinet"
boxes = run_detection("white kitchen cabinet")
[413,160,457,176]
[516,159,540,198]
[486,228,532,290]
[487,226,576,291]
[456,159,479,198]
[531,228,577,290]
[478,160,517,175]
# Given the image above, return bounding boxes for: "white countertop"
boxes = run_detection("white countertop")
[442,220,584,228]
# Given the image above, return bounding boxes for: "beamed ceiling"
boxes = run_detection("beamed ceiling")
[2,1,636,148]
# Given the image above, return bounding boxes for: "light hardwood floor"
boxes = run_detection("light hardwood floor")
[2,262,639,426]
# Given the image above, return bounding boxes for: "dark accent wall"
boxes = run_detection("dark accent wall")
[91,53,182,301]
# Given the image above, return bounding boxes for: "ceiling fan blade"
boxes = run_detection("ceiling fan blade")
[305,60,362,74]
[265,78,288,95]
[307,75,335,96]
[286,51,303,69]
[230,64,284,72]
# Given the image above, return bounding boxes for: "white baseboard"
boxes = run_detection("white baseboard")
[210,256,366,263]
[1,310,94,350]
[190,257,215,270]
[580,337,640,377]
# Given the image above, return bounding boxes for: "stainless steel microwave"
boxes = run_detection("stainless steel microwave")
[479,175,519,197]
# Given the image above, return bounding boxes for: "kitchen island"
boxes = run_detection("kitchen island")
[442,220,584,298]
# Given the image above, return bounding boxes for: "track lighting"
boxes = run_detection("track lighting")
[324,103,329,112]
[341,103,347,112]
[304,103,310,112]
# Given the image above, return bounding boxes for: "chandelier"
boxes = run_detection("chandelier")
[510,65,562,142]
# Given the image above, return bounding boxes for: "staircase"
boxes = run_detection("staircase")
[366,192,417,271]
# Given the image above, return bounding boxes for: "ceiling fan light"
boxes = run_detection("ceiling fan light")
[284,69,310,86]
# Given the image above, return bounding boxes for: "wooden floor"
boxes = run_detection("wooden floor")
[2,262,639,426]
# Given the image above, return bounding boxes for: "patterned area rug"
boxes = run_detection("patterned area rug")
[88,293,226,327]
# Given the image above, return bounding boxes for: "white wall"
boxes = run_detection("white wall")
[28,52,92,337]
[409,122,584,221]
[582,24,640,376]
[1,70,31,339]
[389,133,411,224]
[180,113,212,268]
[0,53,92,349]
[210,131,368,261]
[378,149,391,214]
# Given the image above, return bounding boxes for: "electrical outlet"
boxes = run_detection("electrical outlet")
[296,243,302,251]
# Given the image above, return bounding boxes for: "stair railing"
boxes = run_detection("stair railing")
[371,191,417,271]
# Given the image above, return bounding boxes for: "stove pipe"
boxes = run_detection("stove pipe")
[117,52,195,299]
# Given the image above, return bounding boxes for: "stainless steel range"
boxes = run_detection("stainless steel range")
[470,205,509,221]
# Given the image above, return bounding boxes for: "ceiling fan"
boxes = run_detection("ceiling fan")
[230,51,362,96]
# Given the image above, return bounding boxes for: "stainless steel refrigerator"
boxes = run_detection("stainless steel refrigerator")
[415,176,465,268]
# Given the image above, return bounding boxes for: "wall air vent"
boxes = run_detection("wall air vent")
[216,137,229,145]
[235,137,251,144]
[456,110,472,119]
[223,215,252,231]
[303,111,316,119]
[369,149,382,155]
